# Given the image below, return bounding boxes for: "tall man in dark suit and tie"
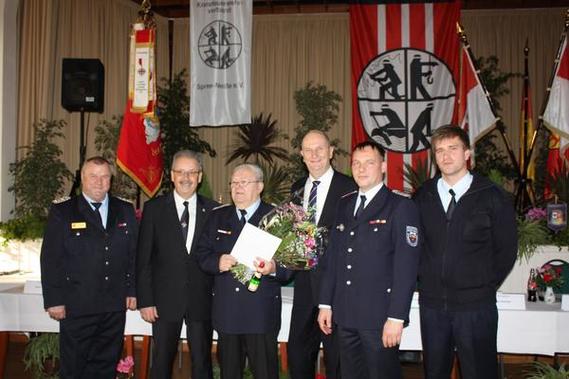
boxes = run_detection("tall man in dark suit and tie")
[288,130,357,379]
[136,150,218,378]
[41,156,138,379]
[318,141,421,379]
[197,163,288,379]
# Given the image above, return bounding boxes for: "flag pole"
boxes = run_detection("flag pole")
[512,39,537,211]
[456,23,522,182]
[527,9,569,175]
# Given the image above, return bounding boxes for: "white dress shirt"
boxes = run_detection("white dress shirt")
[437,172,473,211]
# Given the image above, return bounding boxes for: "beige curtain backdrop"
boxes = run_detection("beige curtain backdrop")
[172,14,351,201]
[16,2,568,203]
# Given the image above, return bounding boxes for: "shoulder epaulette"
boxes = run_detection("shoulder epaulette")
[52,196,70,204]
[341,190,358,199]
[392,189,411,198]
[212,203,231,211]
[116,196,135,204]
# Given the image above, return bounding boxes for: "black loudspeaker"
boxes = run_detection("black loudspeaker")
[61,58,104,113]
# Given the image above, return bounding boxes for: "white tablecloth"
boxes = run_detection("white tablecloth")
[1,285,568,356]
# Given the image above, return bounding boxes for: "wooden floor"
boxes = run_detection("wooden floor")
[3,333,562,379]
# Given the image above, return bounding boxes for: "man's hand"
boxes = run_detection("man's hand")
[219,254,237,272]
[126,297,137,310]
[254,258,276,275]
[47,305,66,321]
[317,308,333,335]
[382,319,404,348]
[140,306,159,323]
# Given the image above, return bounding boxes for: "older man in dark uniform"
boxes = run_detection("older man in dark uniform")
[136,150,218,379]
[197,163,288,379]
[318,141,421,379]
[41,156,138,379]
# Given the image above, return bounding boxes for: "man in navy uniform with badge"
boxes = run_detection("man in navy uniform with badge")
[41,156,138,379]
[136,150,218,379]
[318,141,421,379]
[196,163,289,379]
[288,130,356,379]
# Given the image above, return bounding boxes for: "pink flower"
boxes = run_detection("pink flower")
[304,237,316,249]
[116,356,134,374]
[526,207,546,221]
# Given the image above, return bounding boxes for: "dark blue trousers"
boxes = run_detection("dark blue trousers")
[59,311,125,379]
[287,304,341,379]
[150,318,213,379]
[420,304,499,379]
[337,325,401,379]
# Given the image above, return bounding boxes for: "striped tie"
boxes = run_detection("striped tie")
[308,180,320,222]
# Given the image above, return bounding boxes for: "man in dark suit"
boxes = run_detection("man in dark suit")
[41,156,138,379]
[318,141,421,379]
[288,130,357,379]
[136,150,218,379]
[197,163,288,379]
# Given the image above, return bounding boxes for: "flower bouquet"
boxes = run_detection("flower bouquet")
[116,356,134,378]
[231,202,326,285]
[535,264,564,290]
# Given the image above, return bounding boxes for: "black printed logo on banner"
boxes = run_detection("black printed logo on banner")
[198,21,242,70]
[357,48,456,153]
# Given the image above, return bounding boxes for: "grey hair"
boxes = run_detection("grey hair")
[232,163,264,182]
[171,150,203,170]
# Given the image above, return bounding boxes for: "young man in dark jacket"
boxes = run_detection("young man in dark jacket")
[414,125,517,379]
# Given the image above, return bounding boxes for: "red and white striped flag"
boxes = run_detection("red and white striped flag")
[456,45,499,147]
[351,1,461,191]
[543,27,569,198]
[543,35,569,146]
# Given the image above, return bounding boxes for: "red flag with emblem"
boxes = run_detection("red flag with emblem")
[351,1,460,191]
[117,24,163,197]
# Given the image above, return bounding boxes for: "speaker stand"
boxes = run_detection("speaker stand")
[69,109,87,197]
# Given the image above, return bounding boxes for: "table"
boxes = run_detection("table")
[2,284,569,354]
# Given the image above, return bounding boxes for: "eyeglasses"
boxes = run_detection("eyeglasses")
[172,169,201,177]
[229,180,261,188]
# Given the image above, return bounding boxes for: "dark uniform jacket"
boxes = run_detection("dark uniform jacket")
[414,174,517,311]
[41,195,137,318]
[290,171,357,307]
[136,193,218,321]
[319,186,421,329]
[196,202,288,334]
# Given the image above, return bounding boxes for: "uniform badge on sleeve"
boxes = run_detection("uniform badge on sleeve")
[406,226,418,247]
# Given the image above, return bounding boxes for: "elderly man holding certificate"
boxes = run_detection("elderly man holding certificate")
[196,163,288,379]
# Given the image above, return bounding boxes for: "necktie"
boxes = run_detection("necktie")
[181,201,189,242]
[446,189,457,221]
[91,202,104,229]
[239,209,247,226]
[308,180,320,222]
[354,195,366,220]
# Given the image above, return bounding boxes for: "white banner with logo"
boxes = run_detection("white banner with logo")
[190,0,251,126]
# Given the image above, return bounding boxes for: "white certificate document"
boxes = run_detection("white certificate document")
[230,223,282,270]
